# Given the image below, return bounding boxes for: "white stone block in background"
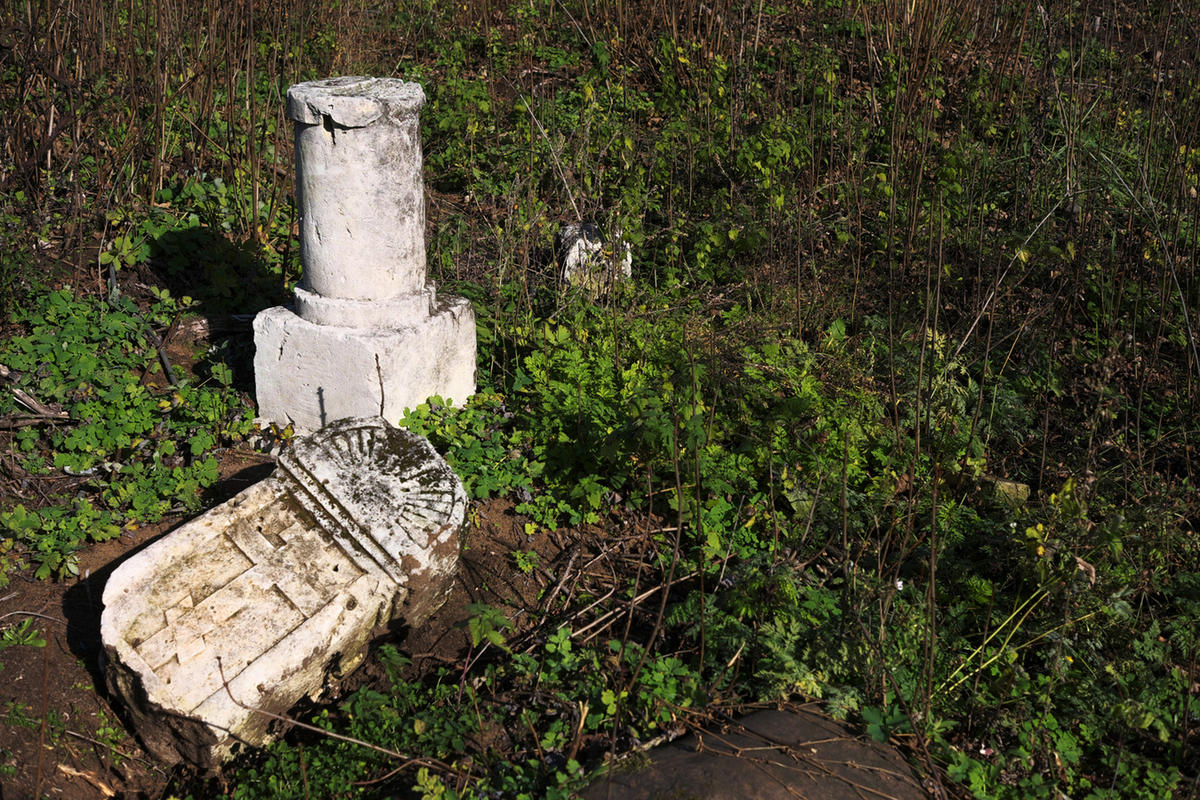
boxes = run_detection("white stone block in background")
[555,221,632,295]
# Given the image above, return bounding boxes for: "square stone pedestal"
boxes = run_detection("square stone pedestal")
[253,297,475,431]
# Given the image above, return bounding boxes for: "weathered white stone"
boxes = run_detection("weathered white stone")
[254,76,476,431]
[101,418,466,767]
[288,76,427,305]
[254,295,476,429]
[555,221,632,295]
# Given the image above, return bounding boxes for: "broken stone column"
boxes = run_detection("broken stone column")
[100,418,466,767]
[254,76,476,431]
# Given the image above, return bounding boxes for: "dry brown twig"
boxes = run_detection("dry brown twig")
[56,764,116,798]
[0,363,68,419]
[215,657,470,784]
[62,729,165,774]
[572,570,700,645]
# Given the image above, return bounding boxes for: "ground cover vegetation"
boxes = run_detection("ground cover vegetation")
[1,0,1198,797]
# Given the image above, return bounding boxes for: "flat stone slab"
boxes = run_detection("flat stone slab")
[100,418,466,767]
[582,706,928,800]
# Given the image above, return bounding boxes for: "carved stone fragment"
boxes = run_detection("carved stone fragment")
[100,418,465,767]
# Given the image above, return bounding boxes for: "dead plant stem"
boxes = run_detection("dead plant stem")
[215,657,464,781]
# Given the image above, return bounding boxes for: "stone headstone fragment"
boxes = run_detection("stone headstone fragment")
[100,417,466,767]
[254,77,476,432]
[984,474,1030,508]
[555,221,632,295]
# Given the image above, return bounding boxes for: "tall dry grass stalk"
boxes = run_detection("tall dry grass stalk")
[0,0,405,262]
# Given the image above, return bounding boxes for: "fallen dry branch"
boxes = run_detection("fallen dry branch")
[0,363,68,419]
[215,657,471,785]
[0,413,71,429]
[56,764,116,798]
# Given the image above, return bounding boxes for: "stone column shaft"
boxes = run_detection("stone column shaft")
[288,78,426,311]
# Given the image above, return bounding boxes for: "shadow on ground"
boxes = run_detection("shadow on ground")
[582,704,930,800]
